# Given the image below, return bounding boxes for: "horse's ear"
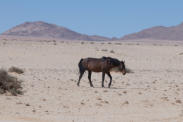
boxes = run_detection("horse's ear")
[121,60,125,63]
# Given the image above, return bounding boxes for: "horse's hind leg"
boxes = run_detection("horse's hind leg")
[107,72,112,88]
[77,70,85,86]
[88,71,94,87]
[102,72,105,88]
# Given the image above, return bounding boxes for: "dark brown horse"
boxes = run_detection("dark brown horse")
[77,57,126,88]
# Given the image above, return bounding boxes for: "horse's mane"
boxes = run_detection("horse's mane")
[102,56,120,66]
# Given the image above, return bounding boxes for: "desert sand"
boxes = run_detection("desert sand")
[0,39,183,122]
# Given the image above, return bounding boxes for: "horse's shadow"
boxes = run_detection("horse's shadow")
[87,86,126,89]
[81,86,146,90]
[108,87,126,89]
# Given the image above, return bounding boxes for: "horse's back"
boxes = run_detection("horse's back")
[82,57,105,72]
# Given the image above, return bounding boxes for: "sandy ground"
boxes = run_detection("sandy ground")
[0,39,183,122]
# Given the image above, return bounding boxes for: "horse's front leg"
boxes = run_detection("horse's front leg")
[102,72,105,88]
[107,72,112,88]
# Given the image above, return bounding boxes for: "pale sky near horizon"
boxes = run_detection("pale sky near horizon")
[0,0,183,37]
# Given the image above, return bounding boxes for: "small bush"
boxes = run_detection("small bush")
[110,50,115,53]
[8,66,24,74]
[115,43,122,45]
[0,69,23,96]
[101,49,108,52]
[90,42,94,44]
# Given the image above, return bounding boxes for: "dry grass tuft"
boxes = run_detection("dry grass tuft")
[115,43,122,45]
[110,50,115,53]
[175,100,182,104]
[0,69,23,96]
[8,66,24,74]
[122,101,129,105]
[90,42,94,44]
[101,49,108,52]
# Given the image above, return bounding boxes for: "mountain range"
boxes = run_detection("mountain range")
[1,21,183,41]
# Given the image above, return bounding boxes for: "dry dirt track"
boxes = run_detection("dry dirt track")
[0,40,183,122]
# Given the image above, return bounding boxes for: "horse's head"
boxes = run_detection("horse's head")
[108,58,126,75]
[120,60,126,75]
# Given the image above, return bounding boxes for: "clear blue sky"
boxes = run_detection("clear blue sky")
[1,0,183,38]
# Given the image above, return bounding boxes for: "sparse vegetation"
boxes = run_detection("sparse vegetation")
[8,66,24,74]
[90,42,94,44]
[115,43,122,45]
[175,100,182,104]
[3,41,6,45]
[110,50,115,53]
[123,101,129,105]
[101,49,108,52]
[52,40,57,45]
[0,69,23,96]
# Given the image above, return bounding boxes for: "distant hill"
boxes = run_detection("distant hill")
[1,21,110,41]
[121,22,183,41]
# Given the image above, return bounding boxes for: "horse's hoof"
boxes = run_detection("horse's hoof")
[77,84,80,87]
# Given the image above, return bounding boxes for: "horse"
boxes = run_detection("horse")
[77,56,126,88]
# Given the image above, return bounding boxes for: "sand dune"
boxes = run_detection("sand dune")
[0,39,183,122]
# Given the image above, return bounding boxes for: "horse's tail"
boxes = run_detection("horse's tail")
[78,58,84,73]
